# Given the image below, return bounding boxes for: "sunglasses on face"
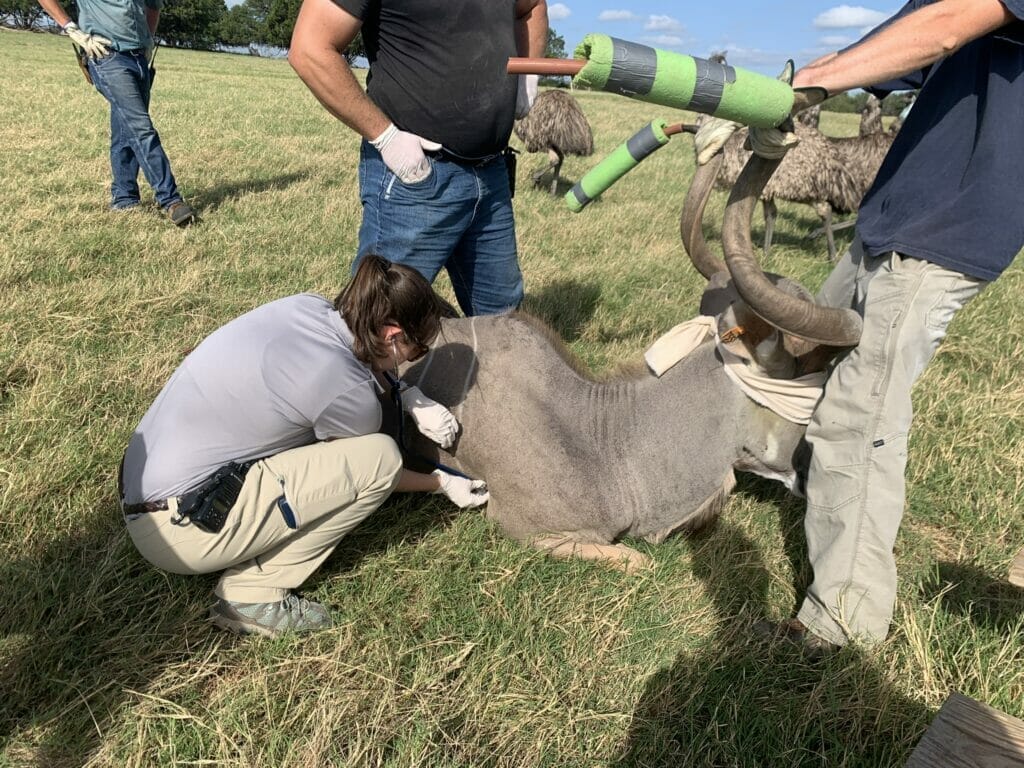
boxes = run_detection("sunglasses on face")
[402,333,430,362]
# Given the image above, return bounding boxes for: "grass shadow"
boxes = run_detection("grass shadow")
[919,561,1024,633]
[522,279,602,341]
[191,170,311,212]
[609,520,931,767]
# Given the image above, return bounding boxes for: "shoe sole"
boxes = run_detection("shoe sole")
[209,610,282,639]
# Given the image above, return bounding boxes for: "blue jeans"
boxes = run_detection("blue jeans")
[355,142,523,316]
[88,50,181,210]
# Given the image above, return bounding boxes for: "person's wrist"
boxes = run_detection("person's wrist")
[63,20,77,31]
[370,122,397,150]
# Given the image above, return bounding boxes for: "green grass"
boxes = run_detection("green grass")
[2,28,1022,767]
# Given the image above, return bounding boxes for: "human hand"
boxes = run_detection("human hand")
[515,74,539,119]
[401,385,458,449]
[64,22,112,59]
[431,469,489,508]
[370,123,442,184]
[693,116,740,165]
[745,124,799,160]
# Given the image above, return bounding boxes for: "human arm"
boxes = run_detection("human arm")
[289,0,440,182]
[793,0,1017,94]
[37,0,112,57]
[513,0,548,117]
[36,0,70,28]
[396,468,489,508]
[289,0,390,140]
[146,6,159,36]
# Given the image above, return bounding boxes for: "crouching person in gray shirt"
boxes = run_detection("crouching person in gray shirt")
[119,255,488,637]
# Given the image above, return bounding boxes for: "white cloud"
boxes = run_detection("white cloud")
[548,3,571,20]
[645,14,683,32]
[598,10,639,21]
[819,34,854,46]
[814,5,889,28]
[641,35,684,47]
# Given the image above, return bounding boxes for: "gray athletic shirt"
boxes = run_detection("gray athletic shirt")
[122,293,384,504]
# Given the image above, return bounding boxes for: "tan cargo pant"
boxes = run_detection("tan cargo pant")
[797,239,985,647]
[126,434,403,603]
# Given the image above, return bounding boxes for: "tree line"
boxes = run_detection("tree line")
[1,0,566,63]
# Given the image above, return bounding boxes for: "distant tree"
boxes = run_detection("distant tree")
[344,31,364,64]
[160,0,227,49]
[545,27,565,59]
[217,2,261,46]
[262,0,300,47]
[539,26,568,87]
[0,0,46,29]
[821,91,867,113]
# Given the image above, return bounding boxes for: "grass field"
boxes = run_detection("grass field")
[1,28,1022,767]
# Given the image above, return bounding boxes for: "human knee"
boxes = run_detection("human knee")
[357,433,403,492]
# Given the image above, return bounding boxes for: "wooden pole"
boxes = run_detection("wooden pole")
[507,57,585,76]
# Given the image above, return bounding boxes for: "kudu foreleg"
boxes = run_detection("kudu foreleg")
[531,535,653,573]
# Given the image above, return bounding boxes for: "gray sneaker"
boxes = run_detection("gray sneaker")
[209,594,333,638]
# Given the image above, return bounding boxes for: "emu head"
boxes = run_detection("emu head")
[680,87,862,375]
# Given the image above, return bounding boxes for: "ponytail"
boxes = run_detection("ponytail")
[334,255,453,364]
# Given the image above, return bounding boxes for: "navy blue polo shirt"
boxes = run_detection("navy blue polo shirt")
[856,0,1024,281]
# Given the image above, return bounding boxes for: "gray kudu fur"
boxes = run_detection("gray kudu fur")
[398,90,863,570]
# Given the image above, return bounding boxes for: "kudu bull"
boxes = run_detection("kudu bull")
[399,96,863,570]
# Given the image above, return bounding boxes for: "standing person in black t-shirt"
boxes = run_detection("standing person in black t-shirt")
[289,0,548,317]
[742,0,1024,655]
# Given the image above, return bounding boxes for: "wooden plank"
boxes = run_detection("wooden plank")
[907,692,1024,767]
[1010,547,1024,588]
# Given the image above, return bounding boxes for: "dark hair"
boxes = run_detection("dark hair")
[334,255,453,365]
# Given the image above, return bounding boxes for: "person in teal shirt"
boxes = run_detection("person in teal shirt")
[37,0,196,226]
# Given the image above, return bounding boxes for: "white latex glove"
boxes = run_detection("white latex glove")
[370,123,442,184]
[64,22,112,59]
[401,385,458,449]
[693,116,740,165]
[431,469,489,508]
[746,124,799,160]
[515,74,539,119]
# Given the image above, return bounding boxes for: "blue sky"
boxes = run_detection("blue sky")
[547,2,899,75]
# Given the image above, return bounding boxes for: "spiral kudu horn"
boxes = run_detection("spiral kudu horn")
[720,149,863,346]
[679,142,728,280]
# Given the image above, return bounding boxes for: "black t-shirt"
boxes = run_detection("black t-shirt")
[336,0,520,159]
[856,0,1024,281]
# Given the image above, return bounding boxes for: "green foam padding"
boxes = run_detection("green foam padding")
[572,33,793,128]
[565,120,669,212]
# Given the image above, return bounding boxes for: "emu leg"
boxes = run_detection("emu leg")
[531,535,652,573]
[762,198,777,258]
[822,206,838,261]
[548,149,564,196]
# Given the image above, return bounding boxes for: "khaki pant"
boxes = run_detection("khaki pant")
[126,434,403,603]
[797,239,985,646]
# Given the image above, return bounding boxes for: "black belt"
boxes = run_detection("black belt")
[119,453,170,516]
[124,499,169,515]
[429,148,504,167]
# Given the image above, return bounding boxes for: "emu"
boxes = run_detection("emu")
[712,122,861,261]
[397,120,861,570]
[513,89,595,195]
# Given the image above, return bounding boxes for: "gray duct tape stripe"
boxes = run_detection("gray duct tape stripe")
[569,184,591,209]
[626,123,664,161]
[690,58,736,114]
[606,37,656,96]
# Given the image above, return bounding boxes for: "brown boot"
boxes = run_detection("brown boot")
[754,618,841,659]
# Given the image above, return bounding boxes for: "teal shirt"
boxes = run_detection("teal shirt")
[78,0,163,52]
